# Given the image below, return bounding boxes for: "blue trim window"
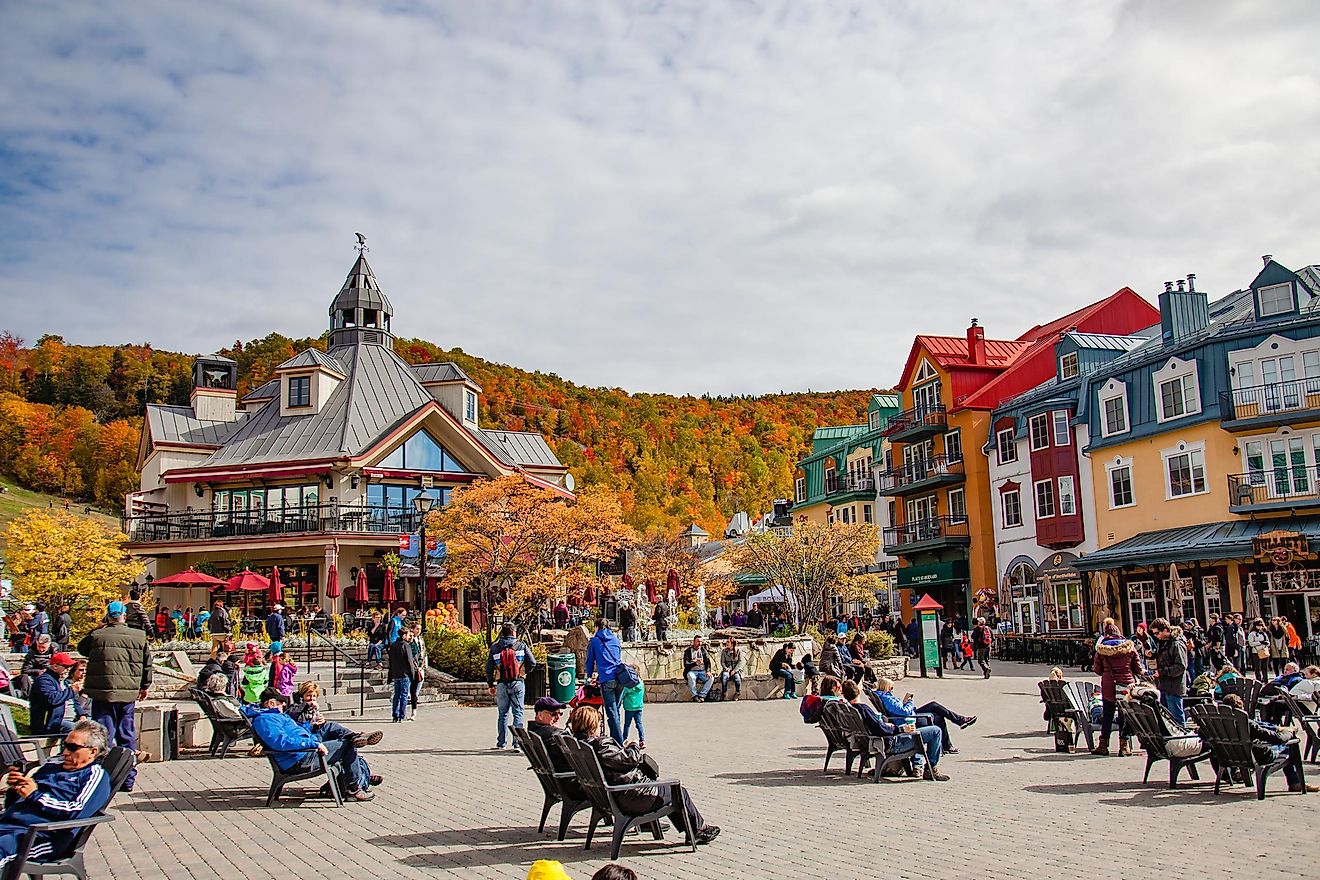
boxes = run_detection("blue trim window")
[465,389,477,422]
[287,376,311,408]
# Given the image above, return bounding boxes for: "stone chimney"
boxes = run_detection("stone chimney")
[967,318,986,366]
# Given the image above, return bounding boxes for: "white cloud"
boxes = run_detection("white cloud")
[1,0,1318,394]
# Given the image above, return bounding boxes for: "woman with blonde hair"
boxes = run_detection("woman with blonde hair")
[567,705,720,845]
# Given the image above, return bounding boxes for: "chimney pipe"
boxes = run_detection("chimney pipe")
[1187,273,1195,292]
[1177,279,1185,292]
[966,318,986,366]
[1262,255,1273,266]
[1164,281,1174,293]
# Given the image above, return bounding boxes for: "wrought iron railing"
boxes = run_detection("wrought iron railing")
[876,454,964,492]
[882,515,970,548]
[825,472,876,496]
[1220,380,1320,422]
[881,403,948,437]
[123,502,421,543]
[1228,465,1320,508]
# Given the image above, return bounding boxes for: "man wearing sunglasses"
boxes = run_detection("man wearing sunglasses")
[0,719,112,872]
[525,697,584,801]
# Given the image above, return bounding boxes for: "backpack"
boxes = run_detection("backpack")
[616,664,641,689]
[497,645,522,682]
[979,627,993,648]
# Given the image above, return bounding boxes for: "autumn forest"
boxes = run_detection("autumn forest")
[0,330,878,536]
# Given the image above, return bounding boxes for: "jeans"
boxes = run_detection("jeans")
[623,709,645,743]
[317,720,356,742]
[720,671,742,697]
[975,648,991,676]
[410,675,422,710]
[91,700,137,788]
[1161,693,1186,727]
[391,677,410,721]
[900,723,943,768]
[914,700,970,752]
[686,670,712,698]
[297,738,369,792]
[599,678,624,743]
[367,642,384,664]
[495,680,526,747]
[1267,743,1303,787]
[775,668,797,697]
[623,626,638,643]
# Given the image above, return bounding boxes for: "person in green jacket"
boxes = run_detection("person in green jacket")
[78,600,153,790]
[241,653,271,704]
[621,665,645,748]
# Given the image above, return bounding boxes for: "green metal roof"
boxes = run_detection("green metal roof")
[1073,518,1320,571]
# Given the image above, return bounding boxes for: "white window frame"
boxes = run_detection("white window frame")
[1029,414,1051,451]
[944,429,963,463]
[1034,479,1056,519]
[1257,282,1295,318]
[1162,440,1208,500]
[1153,357,1201,423]
[1106,456,1135,509]
[947,488,967,524]
[464,389,477,421]
[1060,351,1079,380]
[1098,379,1129,438]
[1052,411,1070,447]
[1001,488,1023,528]
[862,503,873,524]
[794,477,806,504]
[869,410,882,431]
[1057,475,1076,516]
[996,428,1018,464]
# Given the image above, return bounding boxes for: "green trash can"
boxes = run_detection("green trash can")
[548,653,577,704]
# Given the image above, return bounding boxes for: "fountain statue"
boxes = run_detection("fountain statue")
[696,582,707,631]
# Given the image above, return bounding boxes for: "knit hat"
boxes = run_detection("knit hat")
[526,861,573,880]
[1103,622,1122,639]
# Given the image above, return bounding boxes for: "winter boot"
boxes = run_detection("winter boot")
[1118,738,1133,757]
[1090,736,1110,757]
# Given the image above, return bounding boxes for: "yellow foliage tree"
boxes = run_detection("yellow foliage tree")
[4,510,142,637]
[428,475,635,642]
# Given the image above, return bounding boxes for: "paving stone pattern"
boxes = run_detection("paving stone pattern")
[91,663,1316,880]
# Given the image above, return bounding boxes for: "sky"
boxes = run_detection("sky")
[2,1,1319,396]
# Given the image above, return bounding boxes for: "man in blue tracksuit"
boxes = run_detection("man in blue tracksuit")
[584,617,624,743]
[246,690,376,801]
[29,653,80,736]
[0,718,113,871]
[485,623,536,751]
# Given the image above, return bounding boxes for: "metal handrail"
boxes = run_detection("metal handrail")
[876,454,964,491]
[1220,379,1320,421]
[122,502,422,543]
[825,473,876,495]
[1227,465,1320,507]
[881,403,948,437]
[306,628,368,717]
[882,515,970,547]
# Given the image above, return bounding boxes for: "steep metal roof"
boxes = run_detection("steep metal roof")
[242,378,279,402]
[276,348,345,374]
[680,523,710,537]
[195,340,435,467]
[480,430,562,468]
[1064,332,1148,352]
[1073,518,1320,570]
[411,361,482,391]
[329,254,393,315]
[871,393,900,410]
[147,405,248,447]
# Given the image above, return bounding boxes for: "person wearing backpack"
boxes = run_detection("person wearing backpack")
[485,622,536,751]
[971,617,993,679]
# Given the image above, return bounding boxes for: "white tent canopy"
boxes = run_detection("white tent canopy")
[746,585,798,608]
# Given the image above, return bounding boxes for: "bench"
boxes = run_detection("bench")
[1038,680,1095,752]
[1189,703,1305,800]
[559,736,695,861]
[190,688,253,758]
[1117,699,1212,788]
[511,727,588,841]
[1,746,134,880]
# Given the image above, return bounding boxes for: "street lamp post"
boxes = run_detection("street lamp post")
[413,492,440,634]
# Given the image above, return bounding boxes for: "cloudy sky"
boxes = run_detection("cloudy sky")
[2,1,1318,396]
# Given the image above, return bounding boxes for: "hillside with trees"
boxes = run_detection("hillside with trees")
[0,330,879,535]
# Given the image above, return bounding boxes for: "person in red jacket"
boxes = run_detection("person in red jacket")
[1091,619,1143,756]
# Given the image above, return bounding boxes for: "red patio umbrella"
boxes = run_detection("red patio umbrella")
[645,579,658,604]
[151,568,227,588]
[621,573,634,592]
[354,567,370,604]
[325,564,340,599]
[666,568,679,596]
[268,567,284,605]
[226,569,271,592]
[381,567,396,603]
[426,577,438,603]
[583,582,596,605]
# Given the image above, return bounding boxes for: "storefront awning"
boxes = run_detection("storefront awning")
[897,559,969,588]
[1073,518,1320,572]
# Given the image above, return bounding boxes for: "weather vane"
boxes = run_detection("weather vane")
[354,231,369,254]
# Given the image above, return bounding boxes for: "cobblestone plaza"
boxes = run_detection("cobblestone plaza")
[90,663,1315,880]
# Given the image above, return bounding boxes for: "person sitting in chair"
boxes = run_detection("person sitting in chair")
[841,679,946,781]
[873,676,976,754]
[0,719,113,872]
[1222,693,1317,793]
[286,681,383,748]
[245,689,381,801]
[567,704,719,845]
[28,653,81,736]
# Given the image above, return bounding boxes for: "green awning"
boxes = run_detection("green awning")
[1073,517,1320,572]
[898,560,969,587]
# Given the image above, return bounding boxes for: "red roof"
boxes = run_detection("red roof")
[896,335,1028,392]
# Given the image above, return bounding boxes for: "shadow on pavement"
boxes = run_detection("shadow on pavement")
[982,729,1050,739]
[370,827,691,869]
[712,768,897,787]
[116,789,314,811]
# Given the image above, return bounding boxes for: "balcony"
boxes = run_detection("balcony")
[1220,381,1320,431]
[882,516,971,555]
[882,404,948,443]
[825,472,876,500]
[124,503,423,546]
[1228,467,1320,514]
[877,454,965,497]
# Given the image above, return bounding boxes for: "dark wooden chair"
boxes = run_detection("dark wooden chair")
[511,727,588,840]
[190,688,253,758]
[836,703,919,783]
[1117,699,1211,788]
[819,700,866,775]
[1276,692,1319,763]
[1218,678,1266,716]
[248,725,343,807]
[0,705,58,772]
[1189,703,1304,800]
[559,736,695,861]
[1,746,134,880]
[1038,680,1095,752]
[866,689,937,731]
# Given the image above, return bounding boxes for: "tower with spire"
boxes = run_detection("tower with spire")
[328,241,394,350]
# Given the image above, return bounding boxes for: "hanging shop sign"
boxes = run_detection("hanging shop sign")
[1252,530,1316,567]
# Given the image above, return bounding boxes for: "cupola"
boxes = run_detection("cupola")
[328,242,394,349]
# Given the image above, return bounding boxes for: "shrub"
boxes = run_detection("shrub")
[426,627,488,682]
[864,630,896,661]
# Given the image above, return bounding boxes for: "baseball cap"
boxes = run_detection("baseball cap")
[272,604,283,611]
[534,696,567,713]
[107,601,126,616]
[526,860,572,880]
[259,688,290,705]
[50,652,77,667]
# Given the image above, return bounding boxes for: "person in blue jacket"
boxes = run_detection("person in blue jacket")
[873,676,976,754]
[264,604,286,654]
[245,690,378,801]
[842,679,946,781]
[28,653,80,736]
[387,607,407,644]
[0,718,113,872]
[584,617,624,743]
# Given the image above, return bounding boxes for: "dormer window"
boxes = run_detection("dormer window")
[1060,352,1079,380]
[288,376,311,408]
[1257,283,1295,318]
